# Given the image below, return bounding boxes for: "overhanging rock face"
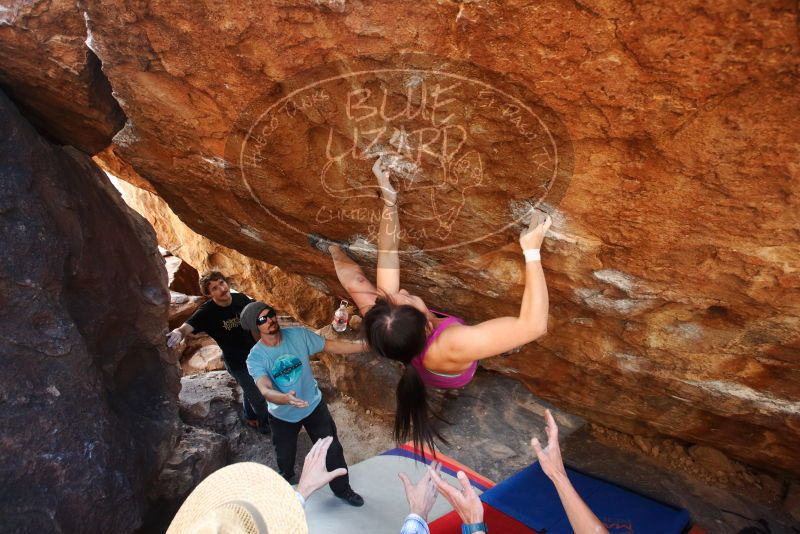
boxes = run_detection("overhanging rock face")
[0,91,180,533]
[115,179,336,328]
[3,1,798,475]
[0,0,125,153]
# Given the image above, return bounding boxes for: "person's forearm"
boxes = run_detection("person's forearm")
[378,203,400,257]
[550,472,609,534]
[376,202,400,293]
[178,323,194,335]
[258,386,291,404]
[324,340,367,355]
[517,259,549,336]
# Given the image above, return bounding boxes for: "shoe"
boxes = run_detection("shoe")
[241,413,270,435]
[243,417,259,430]
[308,233,347,255]
[336,489,364,507]
[257,420,271,435]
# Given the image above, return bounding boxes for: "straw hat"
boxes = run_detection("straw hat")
[167,462,308,534]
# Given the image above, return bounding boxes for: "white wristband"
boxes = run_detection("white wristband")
[523,248,541,262]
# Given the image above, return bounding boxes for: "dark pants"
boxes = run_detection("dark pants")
[270,400,351,496]
[224,360,269,423]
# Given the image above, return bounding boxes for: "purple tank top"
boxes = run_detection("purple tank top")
[410,313,477,389]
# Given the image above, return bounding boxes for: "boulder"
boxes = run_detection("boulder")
[168,291,204,330]
[179,371,243,436]
[182,344,225,375]
[318,361,401,420]
[148,424,228,507]
[313,324,399,417]
[80,0,800,475]
[179,331,216,357]
[689,445,737,475]
[0,90,179,533]
[317,350,402,418]
[164,254,201,296]
[177,371,274,464]
[95,144,156,192]
[117,181,335,328]
[785,483,800,523]
[0,0,124,153]
[2,0,799,475]
[143,423,228,531]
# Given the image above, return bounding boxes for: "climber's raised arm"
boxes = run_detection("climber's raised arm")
[438,210,551,363]
[374,156,400,295]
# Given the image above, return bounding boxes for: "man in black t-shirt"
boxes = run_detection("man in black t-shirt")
[167,271,270,434]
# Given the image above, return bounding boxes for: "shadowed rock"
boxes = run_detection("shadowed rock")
[0,90,179,533]
[164,253,201,296]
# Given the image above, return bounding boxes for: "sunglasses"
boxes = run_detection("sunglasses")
[256,309,277,325]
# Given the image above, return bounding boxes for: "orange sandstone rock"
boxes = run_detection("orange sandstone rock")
[1,0,798,476]
[116,180,335,328]
[0,0,124,153]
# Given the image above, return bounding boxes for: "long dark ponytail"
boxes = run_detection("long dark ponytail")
[363,297,447,455]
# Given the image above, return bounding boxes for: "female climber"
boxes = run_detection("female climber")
[310,157,551,455]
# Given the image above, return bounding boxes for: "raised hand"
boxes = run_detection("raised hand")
[398,461,440,521]
[530,409,567,480]
[373,156,397,206]
[532,411,609,533]
[297,436,348,500]
[519,209,552,250]
[284,390,309,408]
[429,467,484,525]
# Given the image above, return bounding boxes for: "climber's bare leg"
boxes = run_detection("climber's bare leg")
[330,245,378,315]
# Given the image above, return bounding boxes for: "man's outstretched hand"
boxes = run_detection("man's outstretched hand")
[297,437,347,500]
[429,466,484,525]
[399,461,440,521]
[531,409,567,481]
[166,329,184,348]
[284,390,309,408]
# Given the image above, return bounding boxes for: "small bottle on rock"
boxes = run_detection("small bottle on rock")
[332,300,349,333]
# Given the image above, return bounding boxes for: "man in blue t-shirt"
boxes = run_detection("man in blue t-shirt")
[241,301,366,507]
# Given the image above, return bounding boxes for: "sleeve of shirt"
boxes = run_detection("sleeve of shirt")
[399,514,430,534]
[302,329,326,355]
[185,306,208,334]
[246,346,268,382]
